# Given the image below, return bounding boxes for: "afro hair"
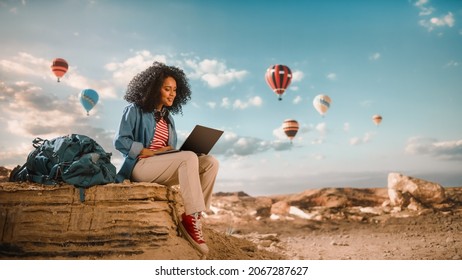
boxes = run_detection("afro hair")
[124,61,191,115]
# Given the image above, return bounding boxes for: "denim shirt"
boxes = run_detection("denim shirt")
[113,104,177,182]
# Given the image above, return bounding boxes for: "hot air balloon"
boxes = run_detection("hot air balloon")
[313,94,331,117]
[51,58,68,82]
[283,119,299,143]
[79,89,99,116]
[265,64,292,101]
[372,114,383,126]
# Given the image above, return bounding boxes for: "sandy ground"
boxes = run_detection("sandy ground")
[218,211,462,260]
[202,188,462,260]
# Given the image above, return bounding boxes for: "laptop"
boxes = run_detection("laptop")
[156,125,224,155]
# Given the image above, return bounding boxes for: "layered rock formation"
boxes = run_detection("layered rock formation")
[0,182,186,259]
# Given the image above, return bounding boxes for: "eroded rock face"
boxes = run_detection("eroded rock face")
[287,188,388,208]
[387,173,446,207]
[0,182,183,258]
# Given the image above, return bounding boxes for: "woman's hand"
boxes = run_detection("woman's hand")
[139,146,174,157]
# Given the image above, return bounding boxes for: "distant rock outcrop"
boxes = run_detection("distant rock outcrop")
[387,173,446,208]
[0,166,10,182]
[284,187,389,208]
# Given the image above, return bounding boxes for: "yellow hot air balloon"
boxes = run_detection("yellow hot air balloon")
[313,94,331,116]
[283,119,299,143]
[372,114,383,126]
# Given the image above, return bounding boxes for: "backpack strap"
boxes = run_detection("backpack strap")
[79,187,86,202]
[32,137,45,148]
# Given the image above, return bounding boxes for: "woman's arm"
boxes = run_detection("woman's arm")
[114,105,144,159]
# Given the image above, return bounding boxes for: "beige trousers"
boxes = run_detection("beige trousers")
[131,151,219,215]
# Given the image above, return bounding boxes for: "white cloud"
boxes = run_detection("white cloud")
[232,96,262,110]
[293,95,302,104]
[291,70,304,82]
[326,72,337,81]
[273,124,287,141]
[343,122,350,132]
[0,52,49,78]
[349,137,360,146]
[220,97,230,108]
[430,13,455,27]
[206,102,217,109]
[349,132,374,146]
[1,52,117,99]
[369,52,381,61]
[414,1,455,32]
[218,96,262,110]
[414,0,428,7]
[405,137,462,160]
[309,122,328,145]
[444,60,459,68]
[211,131,292,157]
[419,12,455,31]
[360,100,374,107]
[105,50,167,86]
[185,58,248,88]
[0,142,34,168]
[414,0,434,16]
[316,122,327,135]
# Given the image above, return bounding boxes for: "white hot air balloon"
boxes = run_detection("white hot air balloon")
[372,114,383,126]
[313,94,331,116]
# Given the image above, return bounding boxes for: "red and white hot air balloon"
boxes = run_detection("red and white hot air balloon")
[265,64,292,101]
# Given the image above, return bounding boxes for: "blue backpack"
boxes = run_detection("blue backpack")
[9,134,117,201]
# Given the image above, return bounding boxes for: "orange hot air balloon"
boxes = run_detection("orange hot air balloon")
[265,64,292,101]
[51,58,68,82]
[283,119,299,143]
[372,114,383,126]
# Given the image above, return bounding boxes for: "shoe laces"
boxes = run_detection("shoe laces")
[191,212,205,242]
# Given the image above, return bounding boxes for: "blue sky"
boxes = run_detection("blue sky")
[1,0,461,195]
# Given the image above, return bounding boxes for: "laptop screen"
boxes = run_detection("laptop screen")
[180,125,224,155]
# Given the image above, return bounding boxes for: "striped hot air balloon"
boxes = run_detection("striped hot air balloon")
[372,114,383,126]
[79,89,99,116]
[265,64,292,101]
[51,58,68,82]
[313,94,331,117]
[283,119,299,143]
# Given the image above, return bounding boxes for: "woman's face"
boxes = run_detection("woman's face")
[158,76,177,109]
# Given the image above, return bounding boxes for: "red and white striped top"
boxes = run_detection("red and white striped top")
[148,118,169,150]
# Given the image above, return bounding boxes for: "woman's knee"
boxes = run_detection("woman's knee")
[201,155,219,170]
[180,151,199,163]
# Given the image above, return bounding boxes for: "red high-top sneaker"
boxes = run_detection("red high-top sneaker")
[179,212,209,255]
